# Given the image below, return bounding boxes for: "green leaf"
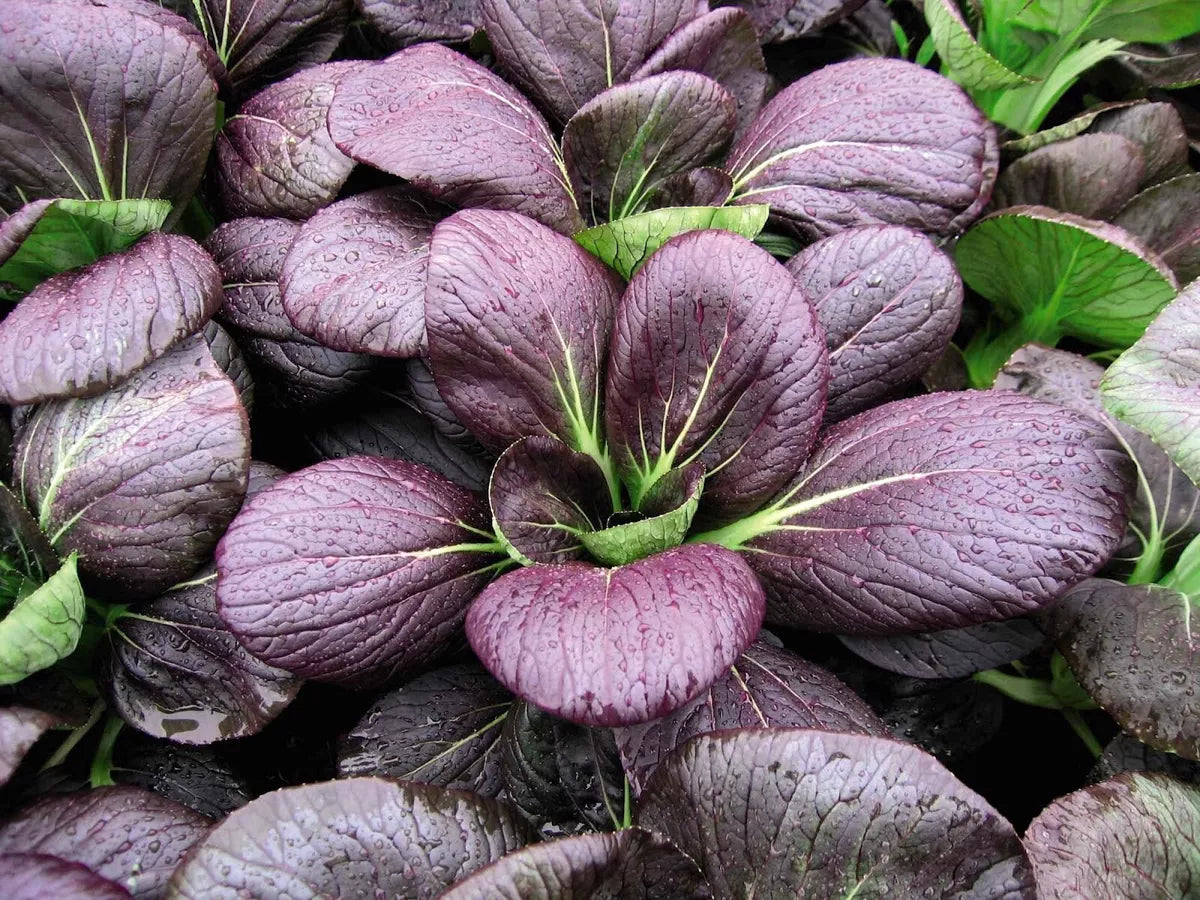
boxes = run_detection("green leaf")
[574,205,770,280]
[0,198,171,301]
[914,34,938,67]
[988,39,1126,134]
[957,208,1178,384]
[1013,0,1200,43]
[1163,533,1200,598]
[925,0,1037,90]
[0,553,85,685]
[753,231,802,260]
[1102,280,1200,487]
[1000,101,1135,155]
[580,465,703,566]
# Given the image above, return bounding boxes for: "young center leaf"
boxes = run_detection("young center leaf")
[0,554,84,686]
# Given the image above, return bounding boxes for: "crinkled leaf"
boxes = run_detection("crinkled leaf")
[440,828,710,899]
[726,58,998,240]
[605,230,826,523]
[873,676,1005,763]
[924,0,1035,90]
[614,640,885,794]
[14,336,250,599]
[1094,732,1200,785]
[406,358,480,447]
[337,662,511,796]
[574,204,768,280]
[786,224,962,422]
[0,853,131,900]
[216,456,502,688]
[466,543,765,726]
[304,393,492,493]
[426,210,621,453]
[0,785,210,899]
[701,392,1132,634]
[0,706,61,788]
[0,555,84,686]
[0,199,170,301]
[490,436,612,565]
[563,73,736,225]
[580,462,704,566]
[1025,773,1200,898]
[1044,578,1200,760]
[0,2,217,209]
[202,320,254,417]
[215,62,364,220]
[1102,281,1200,486]
[0,233,223,405]
[632,8,767,138]
[192,0,351,92]
[359,0,480,47]
[328,45,582,235]
[840,619,1046,679]
[244,335,377,410]
[103,568,301,744]
[637,728,1034,897]
[1091,102,1190,187]
[1113,173,1200,285]
[753,0,871,42]
[113,735,253,820]
[281,187,443,357]
[991,134,1145,220]
[479,0,695,124]
[169,777,529,898]
[648,168,735,209]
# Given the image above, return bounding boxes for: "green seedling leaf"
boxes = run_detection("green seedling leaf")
[580,463,704,566]
[0,553,85,686]
[925,0,1036,90]
[575,205,769,280]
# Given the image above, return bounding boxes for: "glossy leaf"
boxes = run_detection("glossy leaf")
[0,853,131,900]
[0,198,170,301]
[1025,773,1200,898]
[14,337,250,599]
[426,210,622,454]
[697,392,1132,634]
[924,0,1034,90]
[0,233,223,405]
[113,736,253,820]
[202,320,254,417]
[329,44,582,235]
[580,462,704,566]
[840,619,1046,679]
[281,187,444,357]
[479,0,695,124]
[337,662,511,796]
[1094,732,1200,785]
[605,230,827,522]
[1113,173,1200,285]
[726,58,998,240]
[466,543,765,726]
[786,224,962,421]
[0,706,61,788]
[216,456,502,688]
[563,73,735,224]
[215,62,363,220]
[169,778,529,898]
[991,134,1144,220]
[359,0,480,47]
[0,2,218,209]
[574,204,768,280]
[0,554,84,686]
[614,640,885,793]
[1102,281,1200,486]
[637,728,1034,897]
[0,785,210,899]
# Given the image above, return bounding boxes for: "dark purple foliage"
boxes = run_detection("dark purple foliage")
[991,134,1144,219]
[0,853,131,899]
[359,0,481,47]
[840,619,1046,679]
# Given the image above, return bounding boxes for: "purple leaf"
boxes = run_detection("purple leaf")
[0,786,211,900]
[14,336,250,600]
[0,1,218,210]
[328,45,583,235]
[787,224,963,422]
[637,728,1034,896]
[709,392,1132,634]
[1025,774,1200,898]
[762,0,873,41]
[168,778,530,898]
[425,210,621,453]
[0,233,223,405]
[466,543,765,726]
[479,0,696,124]
[0,707,60,789]
[112,736,252,820]
[0,853,131,899]
[649,168,735,208]
[359,0,481,47]
[991,134,1144,220]
[280,187,444,357]
[440,828,710,899]
[490,436,613,564]
[726,58,998,240]
[563,72,736,223]
[614,640,886,793]
[840,619,1046,679]
[103,567,302,744]
[1091,102,1190,186]
[1113,172,1200,285]
[215,61,364,220]
[605,230,827,523]
[633,8,767,138]
[337,662,511,796]
[202,320,254,416]
[215,456,502,688]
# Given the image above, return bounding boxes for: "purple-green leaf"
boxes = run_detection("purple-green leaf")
[466,543,765,726]
[991,134,1145,220]
[580,462,704,566]
[1091,102,1190,187]
[1113,173,1200,285]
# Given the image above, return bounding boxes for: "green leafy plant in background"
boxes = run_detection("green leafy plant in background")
[924,0,1200,133]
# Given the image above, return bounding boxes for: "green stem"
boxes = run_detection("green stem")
[1062,709,1103,759]
[621,776,633,830]
[40,698,104,772]
[89,715,123,788]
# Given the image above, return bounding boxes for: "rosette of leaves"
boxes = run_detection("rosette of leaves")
[216,211,1131,727]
